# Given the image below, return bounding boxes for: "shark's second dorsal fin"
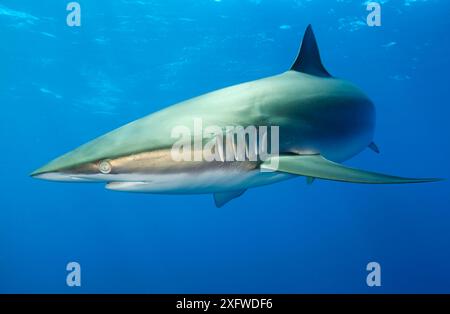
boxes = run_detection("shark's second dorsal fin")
[291,25,331,78]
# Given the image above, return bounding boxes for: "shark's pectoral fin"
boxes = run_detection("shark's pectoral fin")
[261,155,441,184]
[214,189,247,208]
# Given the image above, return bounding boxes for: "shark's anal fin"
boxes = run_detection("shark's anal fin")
[261,155,441,184]
[214,189,247,208]
[291,25,332,77]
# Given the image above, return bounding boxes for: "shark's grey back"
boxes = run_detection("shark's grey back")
[34,24,376,175]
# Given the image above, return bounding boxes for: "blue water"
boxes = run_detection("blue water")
[1,0,449,293]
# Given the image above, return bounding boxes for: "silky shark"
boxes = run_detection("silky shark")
[31,25,440,207]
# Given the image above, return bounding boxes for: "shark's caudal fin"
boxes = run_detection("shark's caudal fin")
[291,25,332,77]
[261,155,442,184]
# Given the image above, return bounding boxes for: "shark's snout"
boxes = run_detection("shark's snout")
[30,146,105,182]
[30,159,99,182]
[30,170,92,182]
[30,166,61,181]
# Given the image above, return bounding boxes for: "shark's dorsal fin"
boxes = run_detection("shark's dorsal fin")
[291,25,331,77]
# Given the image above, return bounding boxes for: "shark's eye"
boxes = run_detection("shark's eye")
[99,160,112,174]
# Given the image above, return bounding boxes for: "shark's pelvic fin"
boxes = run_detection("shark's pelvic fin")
[306,176,316,185]
[368,142,380,154]
[261,155,441,184]
[214,189,247,208]
[291,24,332,78]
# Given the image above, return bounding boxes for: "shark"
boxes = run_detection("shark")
[31,25,440,207]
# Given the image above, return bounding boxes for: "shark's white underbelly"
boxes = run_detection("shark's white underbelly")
[104,168,294,194]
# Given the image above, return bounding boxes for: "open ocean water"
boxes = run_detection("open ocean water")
[0,0,449,293]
